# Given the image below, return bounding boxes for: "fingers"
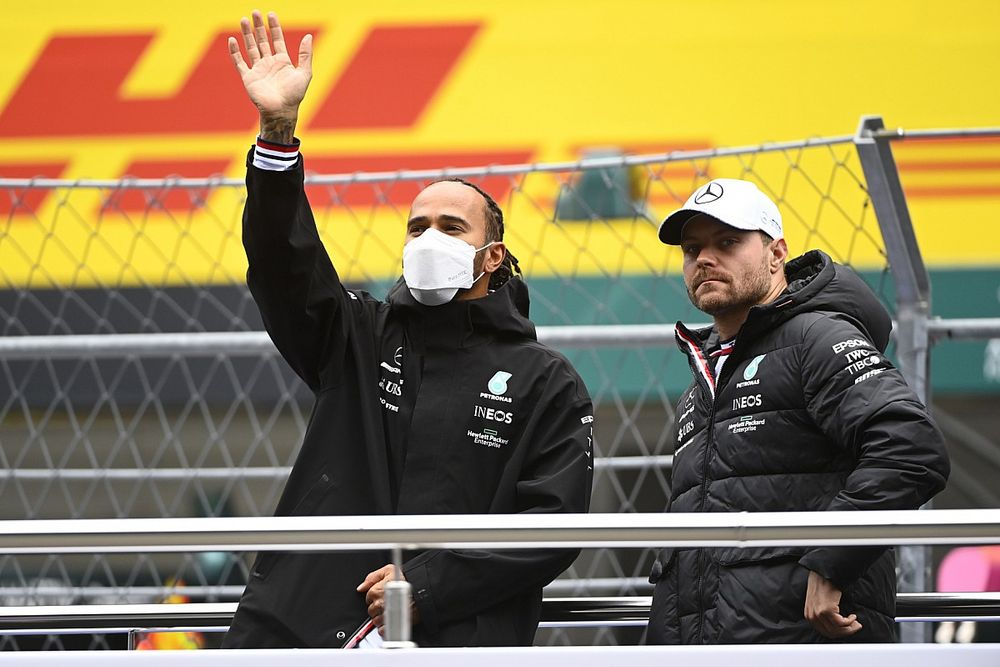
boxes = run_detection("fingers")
[838,613,863,635]
[809,610,863,638]
[227,37,249,76]
[252,10,273,58]
[365,582,382,606]
[364,567,395,605]
[240,17,259,65]
[297,33,313,75]
[238,10,309,76]
[356,570,380,593]
[834,612,858,627]
[357,564,394,593]
[368,597,384,622]
[267,12,287,55]
[251,11,274,58]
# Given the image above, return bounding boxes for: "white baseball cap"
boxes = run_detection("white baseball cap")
[658,178,783,245]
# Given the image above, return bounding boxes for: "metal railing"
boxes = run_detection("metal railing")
[3,593,1000,638]
[0,456,674,483]
[1,510,999,644]
[2,509,1000,554]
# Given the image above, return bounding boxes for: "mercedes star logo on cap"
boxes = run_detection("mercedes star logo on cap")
[693,181,724,204]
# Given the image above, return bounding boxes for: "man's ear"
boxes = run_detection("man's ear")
[485,241,506,274]
[770,238,789,272]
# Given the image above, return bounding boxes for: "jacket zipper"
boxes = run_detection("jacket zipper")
[676,323,718,644]
[694,395,716,643]
[694,336,744,643]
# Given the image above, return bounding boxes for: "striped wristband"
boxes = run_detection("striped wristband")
[253,137,300,171]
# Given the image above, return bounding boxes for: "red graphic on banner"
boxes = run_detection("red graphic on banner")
[895,138,1000,199]
[901,184,1000,198]
[303,150,532,207]
[308,24,480,130]
[0,162,69,215]
[897,159,1000,172]
[0,29,315,137]
[102,158,232,213]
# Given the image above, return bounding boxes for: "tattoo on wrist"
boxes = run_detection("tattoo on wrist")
[259,115,297,144]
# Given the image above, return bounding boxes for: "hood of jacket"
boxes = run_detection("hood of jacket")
[738,249,892,352]
[386,275,537,348]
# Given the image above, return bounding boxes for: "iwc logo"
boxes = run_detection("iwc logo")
[694,181,724,204]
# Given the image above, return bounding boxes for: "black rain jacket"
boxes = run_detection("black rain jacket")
[224,153,593,648]
[646,250,949,644]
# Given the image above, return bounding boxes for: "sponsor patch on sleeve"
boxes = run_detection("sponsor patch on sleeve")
[831,336,890,385]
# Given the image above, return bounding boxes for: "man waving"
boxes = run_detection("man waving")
[222,11,593,648]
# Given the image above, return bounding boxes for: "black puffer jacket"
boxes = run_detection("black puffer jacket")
[646,250,949,644]
[224,154,593,648]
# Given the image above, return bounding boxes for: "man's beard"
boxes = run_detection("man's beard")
[472,248,487,278]
[686,257,772,316]
[454,246,489,297]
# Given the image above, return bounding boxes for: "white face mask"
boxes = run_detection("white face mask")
[402,227,494,306]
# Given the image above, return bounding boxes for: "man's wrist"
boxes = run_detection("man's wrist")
[253,136,300,171]
[259,113,298,144]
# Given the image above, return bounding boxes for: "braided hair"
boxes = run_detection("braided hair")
[434,178,521,290]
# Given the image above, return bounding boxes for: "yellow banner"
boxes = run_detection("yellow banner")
[2,1,998,288]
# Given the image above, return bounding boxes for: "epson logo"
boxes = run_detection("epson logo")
[832,338,870,354]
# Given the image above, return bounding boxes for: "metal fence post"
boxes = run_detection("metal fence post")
[382,547,416,649]
[854,115,933,643]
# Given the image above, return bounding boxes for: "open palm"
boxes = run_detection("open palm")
[228,11,312,117]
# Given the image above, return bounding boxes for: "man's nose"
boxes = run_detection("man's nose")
[695,249,717,266]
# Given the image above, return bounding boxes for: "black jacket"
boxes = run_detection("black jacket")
[647,250,949,644]
[225,154,593,648]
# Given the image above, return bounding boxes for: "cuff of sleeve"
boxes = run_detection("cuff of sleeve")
[252,136,301,171]
[402,558,440,635]
[798,546,885,589]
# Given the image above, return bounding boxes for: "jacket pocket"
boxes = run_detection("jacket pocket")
[250,550,279,580]
[711,545,806,567]
[648,547,677,584]
[711,555,812,643]
[252,467,335,580]
[289,466,335,516]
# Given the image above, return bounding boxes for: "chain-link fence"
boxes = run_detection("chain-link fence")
[0,124,901,649]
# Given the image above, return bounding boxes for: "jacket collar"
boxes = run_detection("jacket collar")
[387,276,537,350]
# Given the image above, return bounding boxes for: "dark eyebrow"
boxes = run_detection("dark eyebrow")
[682,227,746,244]
[406,214,470,227]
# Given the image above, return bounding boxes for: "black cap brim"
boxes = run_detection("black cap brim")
[657,209,699,245]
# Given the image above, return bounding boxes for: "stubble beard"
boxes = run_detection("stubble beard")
[455,244,490,298]
[687,257,773,317]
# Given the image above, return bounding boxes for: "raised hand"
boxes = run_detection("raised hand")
[228,10,312,143]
